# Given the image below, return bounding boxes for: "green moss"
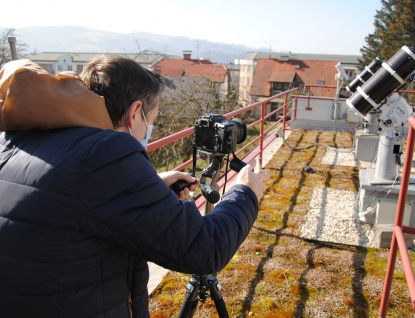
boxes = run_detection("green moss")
[149,129,415,317]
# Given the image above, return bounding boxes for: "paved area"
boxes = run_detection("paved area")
[147,129,291,294]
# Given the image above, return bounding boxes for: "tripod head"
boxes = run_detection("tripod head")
[198,155,223,205]
[171,148,248,214]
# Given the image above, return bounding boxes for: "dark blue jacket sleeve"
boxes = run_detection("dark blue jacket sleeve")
[78,132,258,274]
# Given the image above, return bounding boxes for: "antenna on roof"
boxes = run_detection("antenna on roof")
[264,41,273,57]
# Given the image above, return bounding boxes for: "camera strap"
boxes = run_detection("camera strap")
[222,151,230,195]
[192,145,197,176]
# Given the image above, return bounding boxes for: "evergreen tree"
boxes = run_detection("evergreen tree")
[359,0,415,68]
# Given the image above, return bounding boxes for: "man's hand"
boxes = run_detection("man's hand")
[159,171,199,199]
[236,159,270,201]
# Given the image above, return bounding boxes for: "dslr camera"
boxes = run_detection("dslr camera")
[194,114,247,157]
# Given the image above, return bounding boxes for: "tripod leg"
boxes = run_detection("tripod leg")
[207,276,229,318]
[177,276,200,318]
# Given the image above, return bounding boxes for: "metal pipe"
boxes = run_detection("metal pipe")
[8,36,17,60]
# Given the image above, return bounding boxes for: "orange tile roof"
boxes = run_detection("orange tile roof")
[250,58,338,96]
[269,71,296,82]
[152,59,228,83]
[183,64,227,82]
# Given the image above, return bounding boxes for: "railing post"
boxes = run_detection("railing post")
[259,102,265,170]
[294,92,298,121]
[283,93,288,133]
[306,86,312,110]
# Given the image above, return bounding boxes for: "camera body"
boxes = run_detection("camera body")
[194,114,246,156]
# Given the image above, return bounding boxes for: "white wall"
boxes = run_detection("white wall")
[296,96,350,121]
[56,55,76,73]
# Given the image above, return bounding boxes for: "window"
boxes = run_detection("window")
[67,65,72,71]
[247,65,251,73]
[247,77,251,85]
[317,80,325,85]
[272,82,290,91]
[58,65,62,71]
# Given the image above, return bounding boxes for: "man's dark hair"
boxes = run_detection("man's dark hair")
[80,54,165,128]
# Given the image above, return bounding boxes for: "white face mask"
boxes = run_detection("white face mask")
[125,109,153,150]
[140,124,153,150]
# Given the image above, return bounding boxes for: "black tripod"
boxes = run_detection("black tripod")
[177,274,229,318]
[177,156,230,318]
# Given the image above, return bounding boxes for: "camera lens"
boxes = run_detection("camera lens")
[230,118,247,144]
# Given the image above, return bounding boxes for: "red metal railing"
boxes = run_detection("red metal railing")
[147,88,298,210]
[379,115,415,317]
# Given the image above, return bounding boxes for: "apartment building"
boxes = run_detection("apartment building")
[23,52,172,74]
[236,52,257,106]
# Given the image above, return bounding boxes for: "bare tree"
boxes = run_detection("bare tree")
[0,28,27,67]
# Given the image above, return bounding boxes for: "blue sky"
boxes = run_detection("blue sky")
[3,0,382,55]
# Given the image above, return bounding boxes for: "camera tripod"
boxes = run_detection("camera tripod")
[177,274,229,318]
[177,155,230,318]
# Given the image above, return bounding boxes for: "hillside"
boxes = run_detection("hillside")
[5,26,258,64]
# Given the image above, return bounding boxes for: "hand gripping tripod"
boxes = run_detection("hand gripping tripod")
[177,155,230,318]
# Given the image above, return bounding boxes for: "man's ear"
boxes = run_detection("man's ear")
[127,100,143,125]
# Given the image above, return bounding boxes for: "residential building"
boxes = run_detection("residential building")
[23,52,175,74]
[151,51,232,115]
[236,51,360,117]
[235,52,257,106]
[237,51,360,103]
[223,63,240,94]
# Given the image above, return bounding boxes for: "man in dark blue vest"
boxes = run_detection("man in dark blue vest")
[0,55,269,318]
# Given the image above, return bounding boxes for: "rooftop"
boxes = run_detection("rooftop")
[152,59,228,83]
[250,58,338,96]
[251,51,361,64]
[23,52,177,64]
[147,128,414,317]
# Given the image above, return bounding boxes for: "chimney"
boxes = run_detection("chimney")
[183,50,192,60]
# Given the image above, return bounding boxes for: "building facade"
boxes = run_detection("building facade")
[23,52,172,74]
